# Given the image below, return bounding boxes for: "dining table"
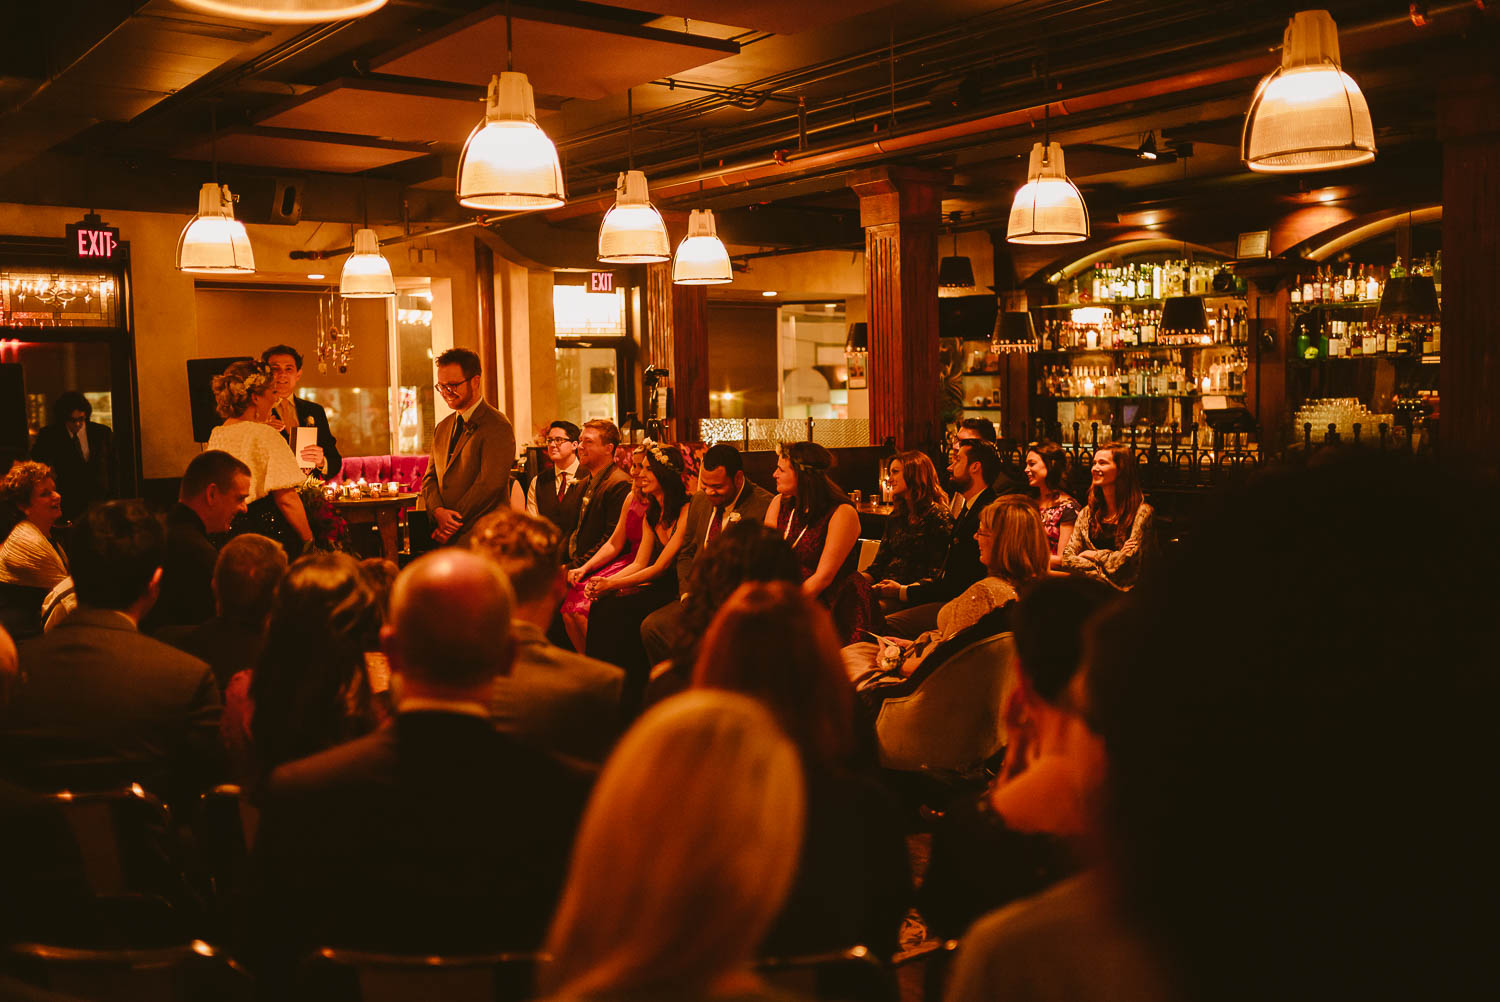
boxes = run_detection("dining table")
[330,491,419,562]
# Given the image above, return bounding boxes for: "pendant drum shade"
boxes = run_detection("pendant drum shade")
[1376,276,1439,319]
[1007,143,1090,245]
[1242,10,1375,173]
[939,255,977,290]
[176,183,255,274]
[598,171,670,263]
[845,322,869,353]
[672,209,733,285]
[171,0,388,22]
[340,228,395,298]
[991,311,1038,353]
[1160,295,1208,335]
[457,73,566,212]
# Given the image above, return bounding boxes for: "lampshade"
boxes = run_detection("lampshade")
[1007,142,1090,244]
[170,0,387,22]
[1376,276,1439,319]
[939,255,977,289]
[1160,295,1208,334]
[598,170,670,263]
[991,311,1037,353]
[672,209,733,285]
[457,73,566,212]
[340,228,395,298]
[176,183,255,274]
[1242,10,1375,173]
[845,322,869,353]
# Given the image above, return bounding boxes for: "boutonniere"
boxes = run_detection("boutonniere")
[305,415,315,426]
[724,511,741,525]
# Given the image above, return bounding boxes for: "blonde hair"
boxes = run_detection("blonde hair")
[1,461,55,513]
[979,495,1050,586]
[212,360,272,419]
[543,691,805,998]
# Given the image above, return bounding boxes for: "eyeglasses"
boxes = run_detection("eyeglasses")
[435,378,472,395]
[545,436,575,445]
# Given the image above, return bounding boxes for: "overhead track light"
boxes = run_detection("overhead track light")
[171,0,388,22]
[1242,9,1376,173]
[672,210,733,285]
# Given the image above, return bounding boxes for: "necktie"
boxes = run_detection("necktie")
[557,471,569,499]
[707,506,724,543]
[447,415,465,462]
[73,431,86,461]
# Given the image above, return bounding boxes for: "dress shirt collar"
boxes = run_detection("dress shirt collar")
[456,398,483,423]
[555,457,580,480]
[398,696,491,720]
[62,607,138,633]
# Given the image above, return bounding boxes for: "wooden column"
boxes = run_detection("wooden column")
[851,167,948,450]
[1439,47,1500,470]
[473,239,501,406]
[671,283,710,444]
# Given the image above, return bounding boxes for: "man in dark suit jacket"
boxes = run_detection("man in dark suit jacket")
[28,391,117,521]
[880,439,1004,638]
[565,419,632,569]
[250,549,590,991]
[421,348,516,547]
[526,420,587,538]
[2,502,222,802]
[262,344,341,479]
[640,443,774,664]
[141,450,251,634]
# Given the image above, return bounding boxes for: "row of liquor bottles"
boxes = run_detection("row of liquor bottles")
[1296,318,1440,360]
[1038,351,1249,398]
[1290,254,1441,306]
[1041,305,1251,351]
[1057,260,1226,304]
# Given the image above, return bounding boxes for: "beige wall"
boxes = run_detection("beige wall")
[194,289,390,388]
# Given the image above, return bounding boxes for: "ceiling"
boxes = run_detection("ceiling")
[0,0,1491,278]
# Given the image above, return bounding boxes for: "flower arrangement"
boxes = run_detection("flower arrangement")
[299,473,349,552]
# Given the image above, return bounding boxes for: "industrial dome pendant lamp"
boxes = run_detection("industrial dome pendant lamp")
[341,181,395,299]
[457,0,566,211]
[1242,9,1376,173]
[176,109,255,275]
[171,0,388,23]
[1007,96,1090,245]
[597,90,671,263]
[672,140,732,285]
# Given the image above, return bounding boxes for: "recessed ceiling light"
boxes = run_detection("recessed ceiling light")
[307,273,325,280]
[762,290,778,297]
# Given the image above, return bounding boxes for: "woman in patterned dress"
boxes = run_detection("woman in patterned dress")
[1023,441,1081,570]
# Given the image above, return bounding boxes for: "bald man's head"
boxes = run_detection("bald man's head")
[384,550,515,690]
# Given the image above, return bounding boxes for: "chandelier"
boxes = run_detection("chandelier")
[316,294,353,374]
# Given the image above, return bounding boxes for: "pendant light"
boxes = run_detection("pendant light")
[177,108,254,274]
[1008,89,1089,245]
[597,91,670,263]
[170,0,388,23]
[672,209,732,285]
[456,2,565,211]
[340,228,395,298]
[991,312,1038,353]
[939,213,977,291]
[1242,10,1375,174]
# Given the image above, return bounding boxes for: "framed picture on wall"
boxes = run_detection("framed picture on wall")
[846,351,867,389]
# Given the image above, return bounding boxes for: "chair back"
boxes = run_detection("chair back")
[874,632,1018,774]
[296,948,541,1002]
[6,941,250,1002]
[757,945,898,1002]
[0,581,49,639]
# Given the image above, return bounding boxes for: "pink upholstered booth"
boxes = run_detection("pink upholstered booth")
[329,455,429,492]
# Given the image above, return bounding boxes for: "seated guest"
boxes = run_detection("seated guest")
[142,449,251,633]
[250,550,590,987]
[1059,443,1153,590]
[207,361,313,553]
[221,552,382,794]
[560,448,647,653]
[764,442,874,644]
[542,691,803,1002]
[694,583,911,957]
[468,509,624,763]
[28,391,117,521]
[947,452,1493,1002]
[0,462,68,593]
[583,443,689,704]
[845,495,1049,693]
[262,344,340,478]
[3,501,221,801]
[865,450,954,612]
[640,442,772,666]
[158,534,287,694]
[564,420,633,578]
[645,522,801,708]
[919,575,1115,939]
[877,438,1002,638]
[526,421,585,535]
[1023,442,1080,568]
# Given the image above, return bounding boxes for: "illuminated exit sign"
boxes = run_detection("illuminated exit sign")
[590,271,614,292]
[66,214,122,262]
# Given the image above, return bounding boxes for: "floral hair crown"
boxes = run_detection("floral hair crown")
[641,439,681,470]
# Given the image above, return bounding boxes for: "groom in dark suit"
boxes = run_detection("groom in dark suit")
[262,344,341,479]
[421,348,516,546]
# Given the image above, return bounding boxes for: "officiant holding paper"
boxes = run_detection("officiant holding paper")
[261,344,341,479]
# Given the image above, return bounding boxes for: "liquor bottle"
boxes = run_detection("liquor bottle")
[1429,319,1440,355]
[1433,251,1442,298]
[1343,262,1357,301]
[1150,263,1162,300]
[1290,283,1302,305]
[1391,256,1406,279]
[1322,266,1335,303]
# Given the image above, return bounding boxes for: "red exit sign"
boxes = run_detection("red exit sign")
[590,271,614,292]
[66,214,122,262]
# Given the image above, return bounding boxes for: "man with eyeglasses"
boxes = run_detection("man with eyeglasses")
[420,348,515,546]
[525,421,585,538]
